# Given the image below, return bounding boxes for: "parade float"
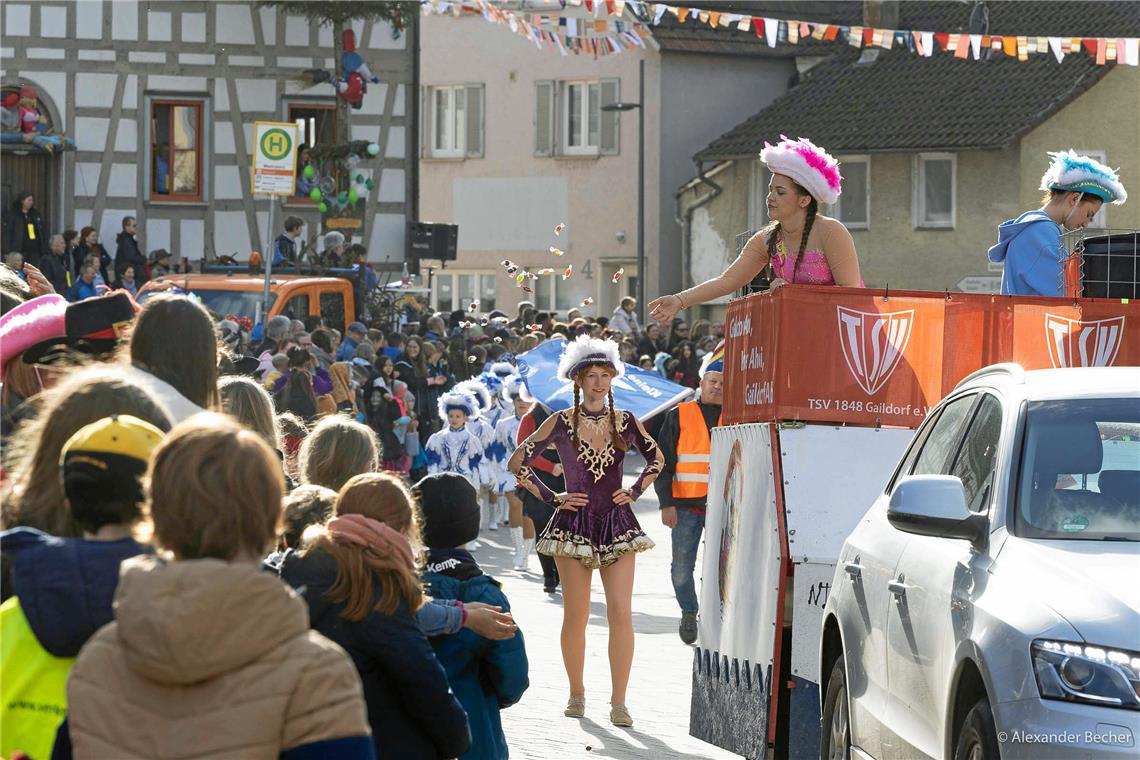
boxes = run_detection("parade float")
[691,276,1140,758]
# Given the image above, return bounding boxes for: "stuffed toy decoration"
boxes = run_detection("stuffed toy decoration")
[335,29,380,110]
[1,92,20,134]
[18,87,51,137]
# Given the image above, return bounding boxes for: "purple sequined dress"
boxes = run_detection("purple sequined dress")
[512,407,664,569]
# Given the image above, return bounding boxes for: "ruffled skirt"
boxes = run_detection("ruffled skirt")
[536,502,654,569]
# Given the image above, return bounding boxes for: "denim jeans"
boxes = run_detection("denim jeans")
[670,507,705,613]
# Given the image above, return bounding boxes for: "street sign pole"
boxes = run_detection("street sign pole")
[251,121,299,327]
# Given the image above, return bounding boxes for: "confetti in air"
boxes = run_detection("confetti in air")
[536,268,555,275]
[516,273,527,284]
[494,336,502,343]
[549,247,565,256]
[562,265,573,280]
[554,223,565,235]
[612,268,624,284]
[468,355,478,363]
[468,300,479,312]
[480,317,489,325]
[500,259,514,268]
[520,285,535,294]
[580,297,594,306]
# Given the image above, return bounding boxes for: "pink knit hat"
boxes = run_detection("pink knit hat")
[0,294,68,378]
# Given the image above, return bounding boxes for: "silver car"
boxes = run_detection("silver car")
[819,365,1140,760]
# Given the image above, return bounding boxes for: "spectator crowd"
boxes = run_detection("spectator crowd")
[0,221,719,759]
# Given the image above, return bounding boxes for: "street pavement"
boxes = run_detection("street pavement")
[475,464,742,759]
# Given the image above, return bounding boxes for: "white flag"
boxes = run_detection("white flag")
[1048,36,1065,63]
[764,17,777,47]
[922,31,934,57]
[970,34,981,59]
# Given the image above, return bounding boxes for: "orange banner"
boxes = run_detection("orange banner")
[723,287,1139,428]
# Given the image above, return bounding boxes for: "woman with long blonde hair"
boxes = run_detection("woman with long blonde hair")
[298,415,378,492]
[272,472,472,759]
[509,336,663,727]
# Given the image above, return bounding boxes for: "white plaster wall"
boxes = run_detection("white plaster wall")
[108,165,138,199]
[112,2,138,41]
[74,117,109,152]
[215,3,254,45]
[40,6,66,38]
[76,73,119,109]
[122,75,138,110]
[236,78,276,113]
[689,206,731,288]
[148,76,207,92]
[214,165,243,200]
[182,219,205,260]
[148,11,172,42]
[386,127,405,159]
[114,120,137,153]
[285,15,307,46]
[214,79,230,111]
[146,218,171,254]
[214,122,235,155]
[214,211,251,257]
[370,213,406,261]
[4,4,31,36]
[258,7,277,46]
[183,12,206,43]
[75,163,101,198]
[75,1,102,40]
[378,169,405,203]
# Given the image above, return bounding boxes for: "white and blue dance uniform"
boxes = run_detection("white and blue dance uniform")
[425,426,484,491]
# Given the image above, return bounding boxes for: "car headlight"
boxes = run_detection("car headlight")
[1032,640,1140,711]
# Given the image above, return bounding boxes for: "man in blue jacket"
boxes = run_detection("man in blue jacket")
[416,473,529,760]
[988,150,1127,296]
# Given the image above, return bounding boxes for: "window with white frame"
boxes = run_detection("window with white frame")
[426,84,483,159]
[914,153,956,229]
[831,156,869,228]
[534,79,618,157]
[563,81,601,154]
[433,271,495,313]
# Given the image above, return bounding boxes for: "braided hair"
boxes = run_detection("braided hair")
[764,181,820,284]
[569,367,627,451]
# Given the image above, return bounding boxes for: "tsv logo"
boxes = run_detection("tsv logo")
[1044,315,1125,368]
[837,307,915,395]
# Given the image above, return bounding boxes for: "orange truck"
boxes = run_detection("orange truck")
[163,273,355,333]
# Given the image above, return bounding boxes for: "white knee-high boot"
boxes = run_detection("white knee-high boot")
[521,537,535,572]
[479,490,491,531]
[510,526,526,570]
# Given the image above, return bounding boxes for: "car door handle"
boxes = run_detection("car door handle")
[844,562,862,580]
[888,578,908,597]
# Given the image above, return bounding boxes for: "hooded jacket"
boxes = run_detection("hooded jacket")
[271,547,472,760]
[63,555,373,759]
[423,549,529,760]
[987,209,1065,296]
[0,528,151,760]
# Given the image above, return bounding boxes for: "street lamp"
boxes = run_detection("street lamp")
[601,58,645,326]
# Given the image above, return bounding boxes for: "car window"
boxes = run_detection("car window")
[320,291,345,334]
[1015,398,1139,541]
[911,394,977,477]
[886,407,943,493]
[284,294,309,321]
[950,394,1003,512]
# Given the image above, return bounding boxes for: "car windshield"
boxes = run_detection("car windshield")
[190,289,277,323]
[1015,397,1140,541]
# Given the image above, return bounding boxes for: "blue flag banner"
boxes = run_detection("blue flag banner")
[516,338,694,421]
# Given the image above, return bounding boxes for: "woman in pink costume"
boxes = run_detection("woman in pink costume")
[649,136,863,324]
[508,336,663,728]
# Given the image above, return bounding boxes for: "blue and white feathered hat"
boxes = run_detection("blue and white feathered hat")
[475,371,504,398]
[455,379,493,413]
[1040,150,1127,205]
[500,373,531,403]
[438,389,480,422]
[489,361,516,380]
[699,340,726,379]
[556,335,625,383]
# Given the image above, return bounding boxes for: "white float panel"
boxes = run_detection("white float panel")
[790,560,839,684]
[780,424,914,565]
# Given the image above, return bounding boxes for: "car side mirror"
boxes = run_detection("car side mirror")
[888,475,988,547]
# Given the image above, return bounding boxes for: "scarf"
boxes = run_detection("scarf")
[327,513,415,569]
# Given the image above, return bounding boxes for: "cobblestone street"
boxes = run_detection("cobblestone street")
[477,467,740,760]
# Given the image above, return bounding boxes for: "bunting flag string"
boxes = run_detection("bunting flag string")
[421,1,1140,66]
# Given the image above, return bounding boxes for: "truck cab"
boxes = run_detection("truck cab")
[161,273,355,333]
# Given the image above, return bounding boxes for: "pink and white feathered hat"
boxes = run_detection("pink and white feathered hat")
[760,135,843,206]
[0,294,68,378]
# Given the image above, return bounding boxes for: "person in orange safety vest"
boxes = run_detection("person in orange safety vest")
[653,342,724,645]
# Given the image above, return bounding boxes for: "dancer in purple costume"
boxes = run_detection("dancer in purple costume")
[509,336,663,728]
